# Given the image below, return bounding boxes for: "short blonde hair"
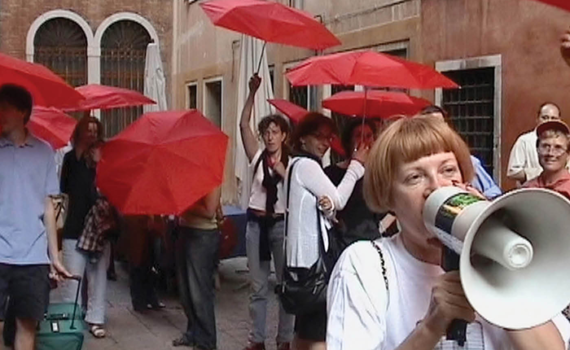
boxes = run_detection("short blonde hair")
[364,116,475,212]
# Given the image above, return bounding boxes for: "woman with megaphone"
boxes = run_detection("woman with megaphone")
[326,116,570,350]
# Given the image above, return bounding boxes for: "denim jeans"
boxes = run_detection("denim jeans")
[175,227,219,350]
[246,219,295,344]
[58,239,110,325]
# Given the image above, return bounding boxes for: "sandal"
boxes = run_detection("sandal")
[172,334,193,347]
[89,324,106,338]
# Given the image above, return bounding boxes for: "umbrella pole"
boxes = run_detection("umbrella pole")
[256,41,268,75]
[360,87,369,146]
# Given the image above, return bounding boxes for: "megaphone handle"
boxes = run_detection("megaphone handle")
[441,246,467,346]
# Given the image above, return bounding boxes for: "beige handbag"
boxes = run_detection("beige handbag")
[51,194,68,250]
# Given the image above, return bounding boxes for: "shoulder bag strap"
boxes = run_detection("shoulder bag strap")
[282,158,300,258]
[371,240,389,295]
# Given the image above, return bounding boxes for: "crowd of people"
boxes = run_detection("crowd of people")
[2,28,570,350]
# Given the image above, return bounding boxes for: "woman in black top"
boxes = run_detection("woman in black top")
[59,116,109,338]
[324,119,397,250]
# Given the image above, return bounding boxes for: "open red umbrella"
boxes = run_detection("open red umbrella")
[322,90,431,119]
[97,110,228,215]
[0,52,84,109]
[286,50,459,89]
[267,99,309,123]
[65,84,156,111]
[531,0,570,11]
[200,0,340,51]
[29,107,77,149]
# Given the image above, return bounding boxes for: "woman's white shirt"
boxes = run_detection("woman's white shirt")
[285,157,364,268]
[248,149,287,214]
[327,234,570,350]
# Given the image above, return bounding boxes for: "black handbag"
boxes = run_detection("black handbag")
[276,158,331,316]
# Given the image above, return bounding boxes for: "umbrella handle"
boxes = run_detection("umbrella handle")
[256,41,268,75]
[360,87,369,146]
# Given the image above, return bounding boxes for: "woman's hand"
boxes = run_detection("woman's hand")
[90,147,101,164]
[421,271,476,337]
[451,181,487,200]
[352,142,370,165]
[272,161,286,178]
[318,196,336,221]
[249,74,261,94]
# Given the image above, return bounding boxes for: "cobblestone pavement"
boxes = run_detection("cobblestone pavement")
[77,257,281,350]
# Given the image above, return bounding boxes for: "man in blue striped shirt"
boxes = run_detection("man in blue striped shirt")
[419,106,502,199]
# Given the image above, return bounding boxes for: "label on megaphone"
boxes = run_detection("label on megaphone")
[434,192,484,255]
[424,187,485,255]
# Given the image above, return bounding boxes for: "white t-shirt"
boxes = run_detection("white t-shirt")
[327,234,570,350]
[285,157,364,268]
[248,149,287,214]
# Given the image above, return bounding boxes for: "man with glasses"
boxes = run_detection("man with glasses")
[507,102,562,185]
[523,120,570,199]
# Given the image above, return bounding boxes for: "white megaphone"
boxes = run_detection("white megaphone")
[423,186,570,331]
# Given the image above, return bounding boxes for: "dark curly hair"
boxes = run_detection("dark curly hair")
[257,114,290,136]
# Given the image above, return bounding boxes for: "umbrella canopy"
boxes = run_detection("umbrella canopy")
[0,52,84,109]
[531,0,570,11]
[28,107,77,149]
[97,110,229,215]
[66,84,156,112]
[286,50,459,89]
[267,99,309,123]
[322,90,431,119]
[200,0,340,50]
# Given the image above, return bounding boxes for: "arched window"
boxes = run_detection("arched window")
[34,18,88,88]
[101,20,152,137]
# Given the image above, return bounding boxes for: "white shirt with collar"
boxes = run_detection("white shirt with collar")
[507,130,541,182]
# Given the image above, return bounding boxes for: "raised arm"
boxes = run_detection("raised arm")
[240,74,262,162]
[297,159,364,211]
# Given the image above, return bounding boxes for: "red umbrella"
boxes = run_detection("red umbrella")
[97,110,229,215]
[65,84,156,111]
[29,107,77,149]
[286,50,459,89]
[267,99,309,123]
[200,0,340,51]
[531,0,570,11]
[0,52,84,109]
[322,90,431,119]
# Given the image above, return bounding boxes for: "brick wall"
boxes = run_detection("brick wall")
[0,0,173,104]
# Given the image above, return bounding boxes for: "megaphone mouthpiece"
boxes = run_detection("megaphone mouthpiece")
[471,217,533,270]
